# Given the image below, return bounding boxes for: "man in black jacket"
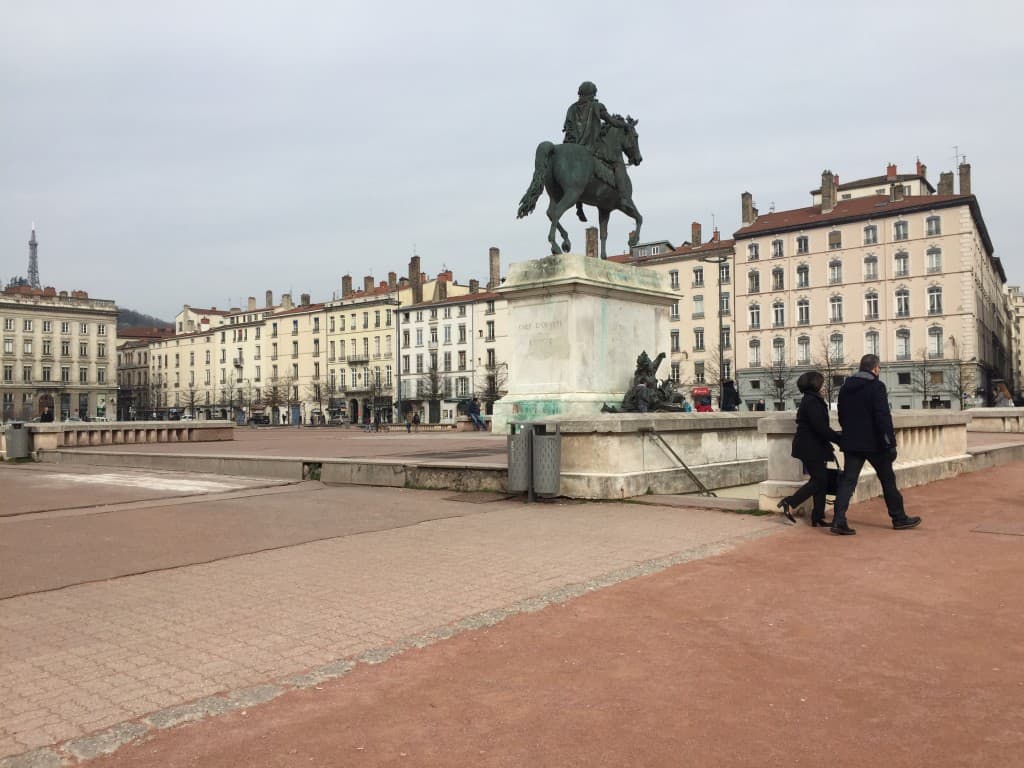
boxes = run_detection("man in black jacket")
[831,354,922,536]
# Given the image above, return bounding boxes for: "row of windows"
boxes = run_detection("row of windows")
[668,263,730,290]
[402,325,471,347]
[748,288,944,328]
[2,364,107,384]
[669,327,732,353]
[1,318,109,335]
[3,339,109,357]
[402,303,480,323]
[745,249,943,293]
[746,217,943,260]
[747,326,949,366]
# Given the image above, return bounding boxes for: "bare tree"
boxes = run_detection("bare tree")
[812,334,849,408]
[766,357,798,410]
[183,383,201,418]
[264,376,286,423]
[418,357,445,423]
[947,336,977,410]
[305,377,327,423]
[475,360,509,413]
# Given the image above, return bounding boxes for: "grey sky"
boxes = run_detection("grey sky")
[2,0,1021,321]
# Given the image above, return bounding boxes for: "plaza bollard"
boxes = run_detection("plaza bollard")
[4,422,30,459]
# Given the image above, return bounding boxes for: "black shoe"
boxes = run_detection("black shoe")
[811,518,831,527]
[830,523,856,536]
[777,499,796,524]
[892,515,922,530]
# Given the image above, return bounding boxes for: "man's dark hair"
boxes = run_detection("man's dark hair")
[796,371,825,393]
[859,354,880,373]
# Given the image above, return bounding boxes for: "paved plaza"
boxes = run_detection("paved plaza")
[1,441,1023,766]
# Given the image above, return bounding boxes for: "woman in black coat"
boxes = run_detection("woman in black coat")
[777,371,843,526]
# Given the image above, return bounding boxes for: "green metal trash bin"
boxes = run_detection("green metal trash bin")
[4,422,30,459]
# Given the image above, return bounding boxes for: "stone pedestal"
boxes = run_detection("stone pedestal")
[491,253,676,432]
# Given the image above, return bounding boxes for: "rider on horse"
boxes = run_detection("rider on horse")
[563,82,634,219]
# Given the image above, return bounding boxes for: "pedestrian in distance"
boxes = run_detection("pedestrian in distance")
[776,371,842,527]
[830,354,921,536]
[467,398,487,431]
[405,411,412,433]
[721,380,741,412]
[412,411,421,432]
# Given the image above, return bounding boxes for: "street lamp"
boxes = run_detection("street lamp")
[701,252,729,407]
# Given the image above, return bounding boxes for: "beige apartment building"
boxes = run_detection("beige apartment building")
[1,285,118,421]
[116,327,172,419]
[148,291,324,423]
[1007,285,1024,397]
[614,224,737,399]
[137,251,505,426]
[324,255,474,425]
[732,161,1010,410]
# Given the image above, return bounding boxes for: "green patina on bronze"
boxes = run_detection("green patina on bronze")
[517,81,643,261]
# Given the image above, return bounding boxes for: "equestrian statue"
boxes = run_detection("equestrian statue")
[517,81,643,260]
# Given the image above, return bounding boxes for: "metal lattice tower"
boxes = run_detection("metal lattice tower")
[27,225,40,288]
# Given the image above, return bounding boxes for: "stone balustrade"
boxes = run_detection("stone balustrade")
[757,410,971,513]
[536,412,768,499]
[2,421,234,458]
[965,407,1024,433]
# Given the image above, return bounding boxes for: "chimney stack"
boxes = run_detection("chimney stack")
[488,247,500,289]
[937,171,955,195]
[691,221,702,247]
[916,158,927,178]
[436,280,448,301]
[959,160,971,195]
[282,293,293,310]
[820,171,836,213]
[886,162,898,181]
[585,227,598,259]
[409,256,423,304]
[300,293,310,306]
[469,279,480,293]
[741,192,755,226]
[265,290,273,308]
[363,275,374,293]
[247,296,256,311]
[388,271,398,291]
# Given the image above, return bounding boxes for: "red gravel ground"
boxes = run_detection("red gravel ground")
[92,465,1024,768]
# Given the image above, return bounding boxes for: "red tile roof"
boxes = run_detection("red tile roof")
[809,173,935,195]
[275,302,326,317]
[404,291,500,309]
[117,326,174,339]
[733,194,973,238]
[608,238,736,265]
[732,192,997,276]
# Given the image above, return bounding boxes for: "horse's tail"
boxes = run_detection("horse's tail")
[516,141,554,219]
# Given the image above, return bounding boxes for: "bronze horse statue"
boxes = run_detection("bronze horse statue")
[517,118,643,260]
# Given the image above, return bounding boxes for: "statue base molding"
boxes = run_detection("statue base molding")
[491,253,675,432]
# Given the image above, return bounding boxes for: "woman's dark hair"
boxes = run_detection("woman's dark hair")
[797,371,825,394]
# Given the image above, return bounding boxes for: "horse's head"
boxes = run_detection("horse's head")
[621,116,642,167]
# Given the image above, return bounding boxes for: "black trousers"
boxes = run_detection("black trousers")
[832,451,905,526]
[788,456,830,521]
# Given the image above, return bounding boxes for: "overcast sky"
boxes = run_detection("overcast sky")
[2,0,1021,321]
